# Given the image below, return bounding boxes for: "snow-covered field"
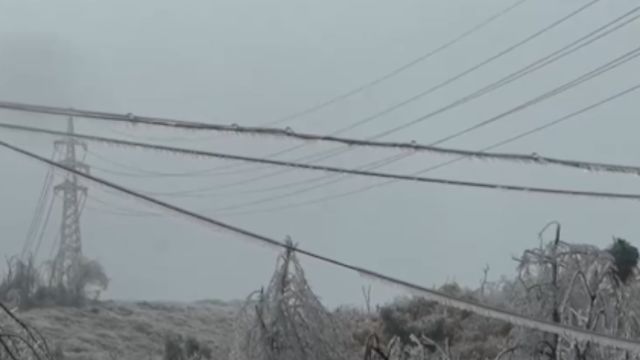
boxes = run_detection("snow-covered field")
[17,300,240,360]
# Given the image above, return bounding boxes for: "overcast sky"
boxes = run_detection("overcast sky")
[1,0,639,307]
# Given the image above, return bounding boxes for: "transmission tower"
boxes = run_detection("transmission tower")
[50,117,89,291]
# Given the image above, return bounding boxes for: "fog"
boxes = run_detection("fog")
[1,0,639,307]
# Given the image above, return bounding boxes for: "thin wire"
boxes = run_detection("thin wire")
[9,111,640,184]
[4,124,640,201]
[265,0,530,126]
[27,2,623,198]
[9,138,640,205]
[66,2,640,179]
[4,140,640,353]
[85,195,162,217]
[228,9,640,191]
[0,0,601,154]
[200,44,640,212]
[202,0,531,176]
[215,5,640,191]
[86,193,162,217]
[222,81,640,216]
[21,150,57,258]
[84,203,161,218]
[0,1,631,202]
[210,152,412,213]
[87,149,249,178]
[205,0,607,178]
[21,168,51,255]
[372,8,640,140]
[32,193,57,260]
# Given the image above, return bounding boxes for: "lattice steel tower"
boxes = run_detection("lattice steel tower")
[50,117,89,290]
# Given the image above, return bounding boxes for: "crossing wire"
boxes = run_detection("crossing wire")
[21,151,56,258]
[209,0,606,176]
[3,139,640,353]
[266,0,531,125]
[0,10,637,198]
[0,1,603,143]
[213,7,640,196]
[219,81,640,217]
[1,1,628,200]
[32,192,57,260]
[206,3,640,192]
[190,43,640,213]
[4,123,640,201]
[5,122,640,178]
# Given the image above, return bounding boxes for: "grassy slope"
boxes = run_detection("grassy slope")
[17,300,240,360]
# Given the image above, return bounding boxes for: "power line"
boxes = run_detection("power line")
[161,0,571,177]
[1,11,632,200]
[84,203,160,217]
[0,1,599,137]
[87,149,250,178]
[221,81,640,216]
[329,0,606,138]
[195,44,640,212]
[0,2,637,201]
[0,7,632,187]
[0,1,606,143]
[3,139,640,353]
[2,114,640,182]
[7,18,628,208]
[21,151,56,258]
[227,0,609,174]
[85,194,162,217]
[264,0,530,125]
[217,4,640,191]
[371,7,640,140]
[211,4,640,192]
[32,193,57,260]
[6,2,617,198]
[4,124,640,201]
[32,28,640,179]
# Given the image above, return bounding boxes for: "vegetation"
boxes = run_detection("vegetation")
[229,243,353,360]
[0,254,109,309]
[608,237,639,284]
[0,301,53,360]
[2,223,639,360]
[359,224,640,360]
[163,335,212,360]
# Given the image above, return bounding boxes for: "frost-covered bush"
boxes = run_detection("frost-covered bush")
[0,254,108,309]
[229,244,354,360]
[377,283,512,360]
[510,230,640,360]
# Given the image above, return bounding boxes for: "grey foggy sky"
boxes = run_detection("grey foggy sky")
[1,0,639,307]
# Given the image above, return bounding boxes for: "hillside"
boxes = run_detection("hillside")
[16,300,240,360]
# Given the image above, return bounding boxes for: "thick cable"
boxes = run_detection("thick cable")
[2,140,640,353]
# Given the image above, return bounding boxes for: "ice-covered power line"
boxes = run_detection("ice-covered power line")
[4,139,640,354]
[3,4,628,200]
[1,29,638,196]
[0,1,608,140]
[4,122,640,178]
[180,44,640,212]
[206,4,640,194]
[0,18,637,173]
[218,81,640,216]
[242,0,610,166]
[3,124,640,201]
[207,4,640,188]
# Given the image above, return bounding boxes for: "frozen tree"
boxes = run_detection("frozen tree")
[0,301,53,360]
[229,241,353,360]
[510,223,640,360]
[372,281,516,360]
